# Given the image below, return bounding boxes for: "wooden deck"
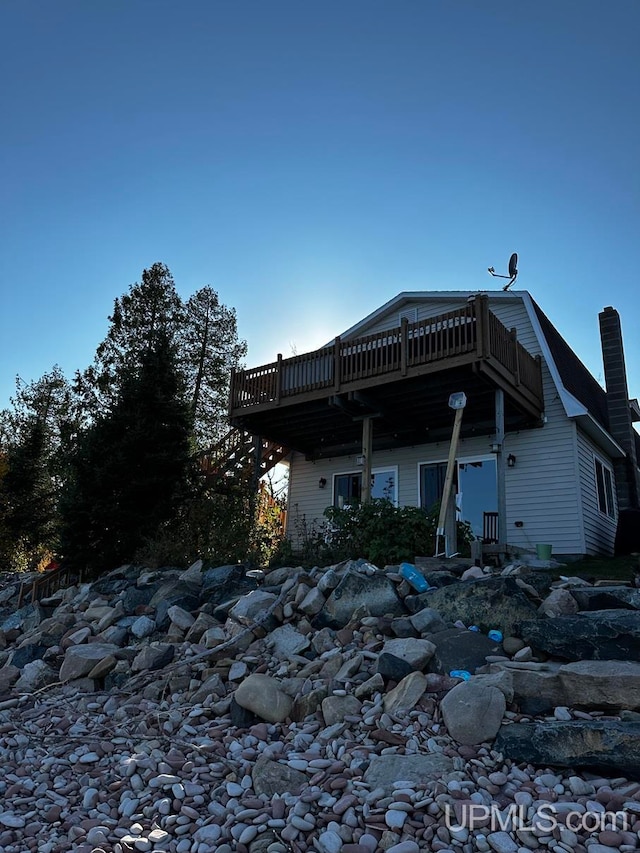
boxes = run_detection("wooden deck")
[230,297,543,420]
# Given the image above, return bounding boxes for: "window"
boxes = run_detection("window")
[333,468,398,507]
[595,457,616,518]
[420,462,450,511]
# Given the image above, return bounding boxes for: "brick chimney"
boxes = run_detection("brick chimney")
[599,306,640,510]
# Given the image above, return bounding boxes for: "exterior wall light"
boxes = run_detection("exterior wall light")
[507,454,516,468]
[318,477,327,489]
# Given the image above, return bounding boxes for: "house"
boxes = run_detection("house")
[228,291,640,559]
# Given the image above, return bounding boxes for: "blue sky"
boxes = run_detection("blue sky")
[1,0,639,413]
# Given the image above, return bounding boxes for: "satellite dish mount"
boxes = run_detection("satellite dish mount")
[488,252,518,290]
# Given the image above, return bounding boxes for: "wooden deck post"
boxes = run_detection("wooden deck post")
[495,389,507,549]
[510,328,521,385]
[228,367,236,419]
[275,354,283,405]
[401,317,408,376]
[361,416,373,503]
[334,336,342,392]
[475,295,489,359]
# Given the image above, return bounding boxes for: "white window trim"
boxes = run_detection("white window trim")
[593,453,616,521]
[332,466,399,508]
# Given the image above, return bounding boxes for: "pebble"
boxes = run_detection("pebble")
[0,564,635,853]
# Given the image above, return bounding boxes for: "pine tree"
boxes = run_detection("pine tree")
[62,331,193,573]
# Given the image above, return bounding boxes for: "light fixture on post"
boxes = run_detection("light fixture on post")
[490,442,501,454]
[318,477,327,489]
[507,454,516,468]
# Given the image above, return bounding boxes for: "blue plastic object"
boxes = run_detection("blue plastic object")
[449,670,471,681]
[399,562,430,593]
[488,629,503,643]
[468,625,480,632]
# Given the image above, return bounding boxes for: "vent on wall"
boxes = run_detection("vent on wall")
[399,307,418,325]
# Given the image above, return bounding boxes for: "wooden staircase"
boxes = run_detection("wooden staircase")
[200,428,289,487]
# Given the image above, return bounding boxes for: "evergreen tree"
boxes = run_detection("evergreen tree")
[62,331,193,573]
[0,367,74,570]
[181,285,247,447]
[74,262,184,418]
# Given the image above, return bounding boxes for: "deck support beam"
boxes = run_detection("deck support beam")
[361,417,373,503]
[495,389,507,548]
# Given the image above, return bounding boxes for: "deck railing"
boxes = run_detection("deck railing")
[231,297,543,412]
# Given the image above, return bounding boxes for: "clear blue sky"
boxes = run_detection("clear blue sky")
[2,0,639,413]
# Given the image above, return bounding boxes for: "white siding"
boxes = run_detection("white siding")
[576,428,618,555]
[286,294,589,556]
[355,299,464,337]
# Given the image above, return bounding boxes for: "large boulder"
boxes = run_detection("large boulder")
[363,754,453,794]
[252,756,308,796]
[59,643,120,682]
[149,580,201,630]
[381,638,436,671]
[488,661,565,715]
[234,674,293,723]
[558,660,640,711]
[229,590,277,626]
[200,564,258,608]
[494,721,640,778]
[315,570,404,629]
[441,681,506,745]
[412,577,538,636]
[520,610,640,661]
[426,627,502,676]
[570,586,640,611]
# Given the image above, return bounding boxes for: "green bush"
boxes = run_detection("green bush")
[322,499,473,566]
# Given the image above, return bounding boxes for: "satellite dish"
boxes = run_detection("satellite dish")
[487,252,519,290]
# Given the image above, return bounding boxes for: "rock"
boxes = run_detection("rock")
[409,607,447,635]
[131,642,175,673]
[298,587,325,616]
[150,579,201,630]
[0,664,20,696]
[292,685,329,721]
[488,660,565,714]
[59,643,120,682]
[381,638,436,670]
[441,681,506,745]
[383,671,427,713]
[426,627,501,676]
[317,568,340,593]
[202,626,227,647]
[502,636,525,655]
[268,624,310,659]
[229,590,278,625]
[363,753,454,794]
[513,646,533,662]
[558,660,640,711]
[321,694,362,725]
[315,570,404,629]
[130,615,156,638]
[520,610,640,661]
[494,721,640,777]
[487,831,518,853]
[14,660,58,692]
[570,586,640,611]
[377,652,414,683]
[189,673,225,704]
[87,654,117,680]
[1,603,44,634]
[462,566,487,581]
[413,577,538,636]
[470,670,514,703]
[234,673,293,723]
[179,559,203,585]
[230,696,262,728]
[185,611,218,642]
[252,756,308,796]
[390,616,418,637]
[167,605,195,631]
[201,564,258,607]
[538,588,579,617]
[9,642,48,669]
